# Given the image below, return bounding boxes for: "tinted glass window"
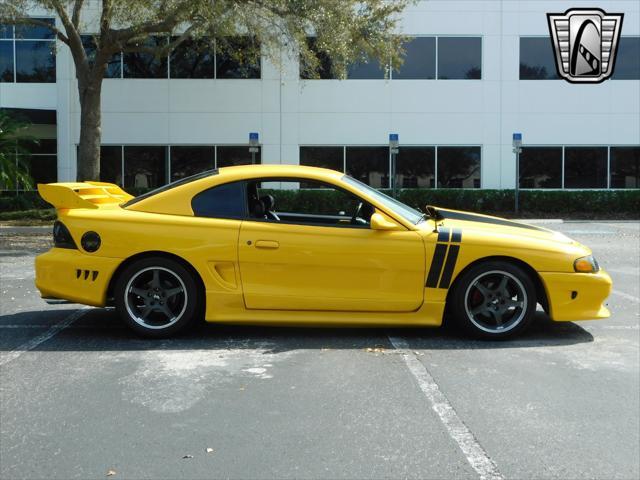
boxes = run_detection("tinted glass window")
[299,146,343,172]
[394,37,436,79]
[347,55,385,79]
[613,37,640,80]
[610,147,640,188]
[171,146,215,182]
[100,146,122,185]
[192,181,245,219]
[170,38,215,79]
[124,146,167,189]
[81,35,121,78]
[123,36,168,79]
[0,24,12,39]
[15,41,55,82]
[216,36,260,79]
[438,37,481,79]
[0,41,14,81]
[564,147,607,188]
[346,146,389,188]
[301,37,336,79]
[519,147,562,188]
[396,147,435,188]
[437,146,481,188]
[23,154,57,184]
[15,19,55,40]
[217,145,261,168]
[519,37,560,80]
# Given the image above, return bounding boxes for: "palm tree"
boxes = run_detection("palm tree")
[0,111,36,190]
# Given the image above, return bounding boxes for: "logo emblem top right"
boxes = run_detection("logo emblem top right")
[547,8,624,83]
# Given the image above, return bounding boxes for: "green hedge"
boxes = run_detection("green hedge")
[1,188,639,219]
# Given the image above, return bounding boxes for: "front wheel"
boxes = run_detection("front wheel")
[448,261,537,340]
[114,257,200,338]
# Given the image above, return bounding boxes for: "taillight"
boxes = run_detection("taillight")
[53,221,77,249]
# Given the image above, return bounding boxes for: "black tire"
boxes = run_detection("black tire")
[448,260,537,340]
[114,256,200,338]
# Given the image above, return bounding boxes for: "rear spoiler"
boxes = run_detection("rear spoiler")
[38,182,134,210]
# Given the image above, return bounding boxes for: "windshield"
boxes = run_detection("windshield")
[342,176,423,224]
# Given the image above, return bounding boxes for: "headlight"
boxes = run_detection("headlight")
[574,255,599,273]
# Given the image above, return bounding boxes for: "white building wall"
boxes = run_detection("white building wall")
[0,0,638,187]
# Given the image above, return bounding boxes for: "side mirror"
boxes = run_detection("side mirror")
[370,212,402,231]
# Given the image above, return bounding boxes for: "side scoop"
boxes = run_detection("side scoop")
[38,182,134,210]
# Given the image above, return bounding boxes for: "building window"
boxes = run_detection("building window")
[215,36,260,79]
[397,147,435,188]
[0,40,13,81]
[437,37,482,80]
[300,146,344,172]
[171,146,214,182]
[437,146,481,188]
[81,35,122,78]
[169,38,215,79]
[564,147,607,189]
[100,146,123,185]
[347,55,386,79]
[519,147,562,188]
[519,37,559,80]
[345,146,389,188]
[217,145,261,168]
[123,146,167,188]
[123,36,168,79]
[301,37,337,80]
[18,138,57,187]
[613,37,640,80]
[394,37,436,80]
[0,19,56,83]
[610,147,640,188]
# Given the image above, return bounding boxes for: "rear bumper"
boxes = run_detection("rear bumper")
[35,248,121,307]
[539,269,612,322]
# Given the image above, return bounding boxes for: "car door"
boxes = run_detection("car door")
[237,178,426,312]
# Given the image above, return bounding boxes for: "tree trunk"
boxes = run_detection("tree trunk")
[76,78,102,181]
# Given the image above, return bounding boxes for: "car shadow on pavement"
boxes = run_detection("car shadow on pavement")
[0,308,594,353]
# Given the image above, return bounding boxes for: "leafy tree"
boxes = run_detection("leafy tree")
[1,0,410,181]
[0,110,36,190]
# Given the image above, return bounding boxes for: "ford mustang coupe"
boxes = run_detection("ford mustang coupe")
[35,165,612,339]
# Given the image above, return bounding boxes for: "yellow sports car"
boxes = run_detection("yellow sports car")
[35,165,612,339]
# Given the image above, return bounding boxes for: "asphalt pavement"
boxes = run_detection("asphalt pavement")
[1,222,638,480]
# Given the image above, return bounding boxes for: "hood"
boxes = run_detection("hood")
[419,206,578,247]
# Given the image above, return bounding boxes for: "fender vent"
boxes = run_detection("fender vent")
[76,269,99,281]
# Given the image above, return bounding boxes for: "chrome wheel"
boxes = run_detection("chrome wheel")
[463,270,528,334]
[125,266,188,330]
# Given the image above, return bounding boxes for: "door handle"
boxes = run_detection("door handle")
[254,240,280,249]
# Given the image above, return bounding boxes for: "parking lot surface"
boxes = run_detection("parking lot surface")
[1,221,638,480]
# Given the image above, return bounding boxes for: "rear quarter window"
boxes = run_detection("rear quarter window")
[191,181,245,219]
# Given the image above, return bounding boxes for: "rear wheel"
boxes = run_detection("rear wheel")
[115,257,199,338]
[449,261,536,339]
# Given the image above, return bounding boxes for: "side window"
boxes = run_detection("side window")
[246,178,374,228]
[192,181,245,219]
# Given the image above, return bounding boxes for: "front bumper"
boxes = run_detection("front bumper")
[539,269,612,322]
[35,248,122,307]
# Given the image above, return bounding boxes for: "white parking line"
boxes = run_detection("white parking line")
[0,307,90,367]
[388,336,504,480]
[611,289,640,304]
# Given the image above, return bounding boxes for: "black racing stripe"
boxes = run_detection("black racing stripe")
[438,245,460,289]
[439,210,546,231]
[437,227,451,243]
[426,244,448,288]
[451,228,462,243]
